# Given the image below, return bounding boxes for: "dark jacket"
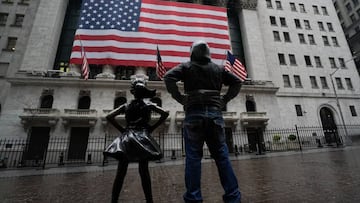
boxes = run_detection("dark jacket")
[164,60,241,109]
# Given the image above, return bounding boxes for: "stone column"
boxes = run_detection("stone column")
[131,67,149,82]
[20,0,68,72]
[96,64,115,79]
[238,0,270,81]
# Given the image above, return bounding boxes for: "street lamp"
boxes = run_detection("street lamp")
[329,55,358,146]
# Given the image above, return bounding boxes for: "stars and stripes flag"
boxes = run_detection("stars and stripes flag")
[156,46,166,80]
[70,0,231,68]
[225,51,247,81]
[80,39,90,80]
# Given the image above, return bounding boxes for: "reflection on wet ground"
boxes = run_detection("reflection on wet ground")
[0,147,360,203]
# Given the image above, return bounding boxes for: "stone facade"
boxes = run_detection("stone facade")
[0,0,359,149]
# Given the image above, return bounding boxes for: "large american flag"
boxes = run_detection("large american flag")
[225,51,247,81]
[70,0,231,68]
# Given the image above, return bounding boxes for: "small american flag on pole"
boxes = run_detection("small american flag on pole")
[156,46,166,80]
[225,51,247,81]
[80,39,90,80]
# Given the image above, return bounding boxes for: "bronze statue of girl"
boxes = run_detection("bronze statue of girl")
[104,78,169,203]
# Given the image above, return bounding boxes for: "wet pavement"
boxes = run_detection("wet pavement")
[1,146,360,203]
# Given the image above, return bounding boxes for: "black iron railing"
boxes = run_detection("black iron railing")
[0,125,359,169]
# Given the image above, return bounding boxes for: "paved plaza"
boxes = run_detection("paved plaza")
[1,146,360,203]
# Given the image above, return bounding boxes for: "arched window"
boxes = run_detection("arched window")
[150,97,162,107]
[78,96,91,109]
[40,95,54,108]
[246,100,256,112]
[114,97,127,109]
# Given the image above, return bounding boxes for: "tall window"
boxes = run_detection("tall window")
[275,1,282,9]
[329,57,337,68]
[12,14,24,27]
[283,32,291,42]
[339,58,346,68]
[289,54,297,65]
[308,34,316,44]
[40,95,54,108]
[283,75,291,87]
[5,37,17,51]
[304,20,311,29]
[290,2,296,11]
[295,105,303,116]
[345,78,353,89]
[310,76,318,88]
[266,0,272,8]
[0,13,8,25]
[298,33,306,44]
[304,55,312,66]
[318,22,325,31]
[78,96,91,109]
[320,77,329,88]
[331,37,339,46]
[273,31,281,41]
[270,16,277,25]
[280,17,287,26]
[294,75,302,87]
[335,77,344,89]
[313,5,320,14]
[350,106,357,116]
[278,53,286,65]
[294,19,301,28]
[327,23,334,31]
[321,6,328,15]
[299,4,306,12]
[322,36,330,46]
[314,56,322,67]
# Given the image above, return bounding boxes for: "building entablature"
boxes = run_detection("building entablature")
[61,109,97,127]
[19,108,60,129]
[240,112,269,127]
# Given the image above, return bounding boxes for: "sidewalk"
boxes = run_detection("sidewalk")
[0,145,358,178]
[0,145,360,202]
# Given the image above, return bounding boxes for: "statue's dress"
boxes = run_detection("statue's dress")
[103,100,163,161]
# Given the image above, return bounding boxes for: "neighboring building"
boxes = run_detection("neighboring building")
[0,0,359,165]
[333,0,360,73]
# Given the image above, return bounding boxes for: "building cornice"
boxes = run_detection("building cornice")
[238,0,257,10]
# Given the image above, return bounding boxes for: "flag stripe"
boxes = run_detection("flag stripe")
[140,8,227,23]
[72,46,227,60]
[70,0,231,68]
[74,34,230,50]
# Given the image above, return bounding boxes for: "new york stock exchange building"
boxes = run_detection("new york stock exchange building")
[0,0,360,168]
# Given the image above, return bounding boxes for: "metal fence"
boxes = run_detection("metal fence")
[1,125,359,169]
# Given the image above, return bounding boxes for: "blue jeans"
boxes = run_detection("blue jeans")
[183,106,241,203]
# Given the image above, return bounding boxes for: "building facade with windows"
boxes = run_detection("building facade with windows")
[0,0,359,165]
[333,0,360,72]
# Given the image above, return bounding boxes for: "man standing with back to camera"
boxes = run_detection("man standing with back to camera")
[164,41,242,203]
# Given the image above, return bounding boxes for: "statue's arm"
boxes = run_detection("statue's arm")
[106,104,127,133]
[148,105,169,133]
